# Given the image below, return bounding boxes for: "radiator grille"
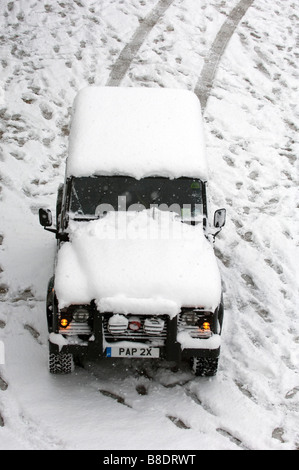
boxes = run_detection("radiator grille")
[59,321,92,336]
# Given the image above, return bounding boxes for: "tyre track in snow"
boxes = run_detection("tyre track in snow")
[94,363,250,450]
[1,0,296,450]
[106,0,255,109]
[194,0,255,111]
[102,0,257,448]
[106,0,175,86]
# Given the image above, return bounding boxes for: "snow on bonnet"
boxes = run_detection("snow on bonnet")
[54,211,222,315]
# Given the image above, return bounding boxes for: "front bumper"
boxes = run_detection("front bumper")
[49,337,221,361]
[49,308,221,362]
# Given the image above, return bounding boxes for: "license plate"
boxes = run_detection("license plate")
[106,346,159,358]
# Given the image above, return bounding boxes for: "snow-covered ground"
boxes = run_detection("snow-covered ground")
[0,0,298,450]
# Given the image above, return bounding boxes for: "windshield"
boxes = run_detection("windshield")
[69,176,204,221]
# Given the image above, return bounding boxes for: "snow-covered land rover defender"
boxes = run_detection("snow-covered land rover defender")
[39,87,226,376]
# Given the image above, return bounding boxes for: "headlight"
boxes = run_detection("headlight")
[144,317,165,335]
[181,310,199,326]
[108,314,128,334]
[180,310,213,338]
[72,306,90,323]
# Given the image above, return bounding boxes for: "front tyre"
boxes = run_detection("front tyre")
[49,352,74,374]
[191,357,218,377]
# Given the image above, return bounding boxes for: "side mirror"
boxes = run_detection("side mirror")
[214,208,226,229]
[39,208,53,227]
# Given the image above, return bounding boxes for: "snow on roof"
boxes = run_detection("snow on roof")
[66,86,209,180]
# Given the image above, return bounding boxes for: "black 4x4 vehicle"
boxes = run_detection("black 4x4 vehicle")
[39,87,226,376]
